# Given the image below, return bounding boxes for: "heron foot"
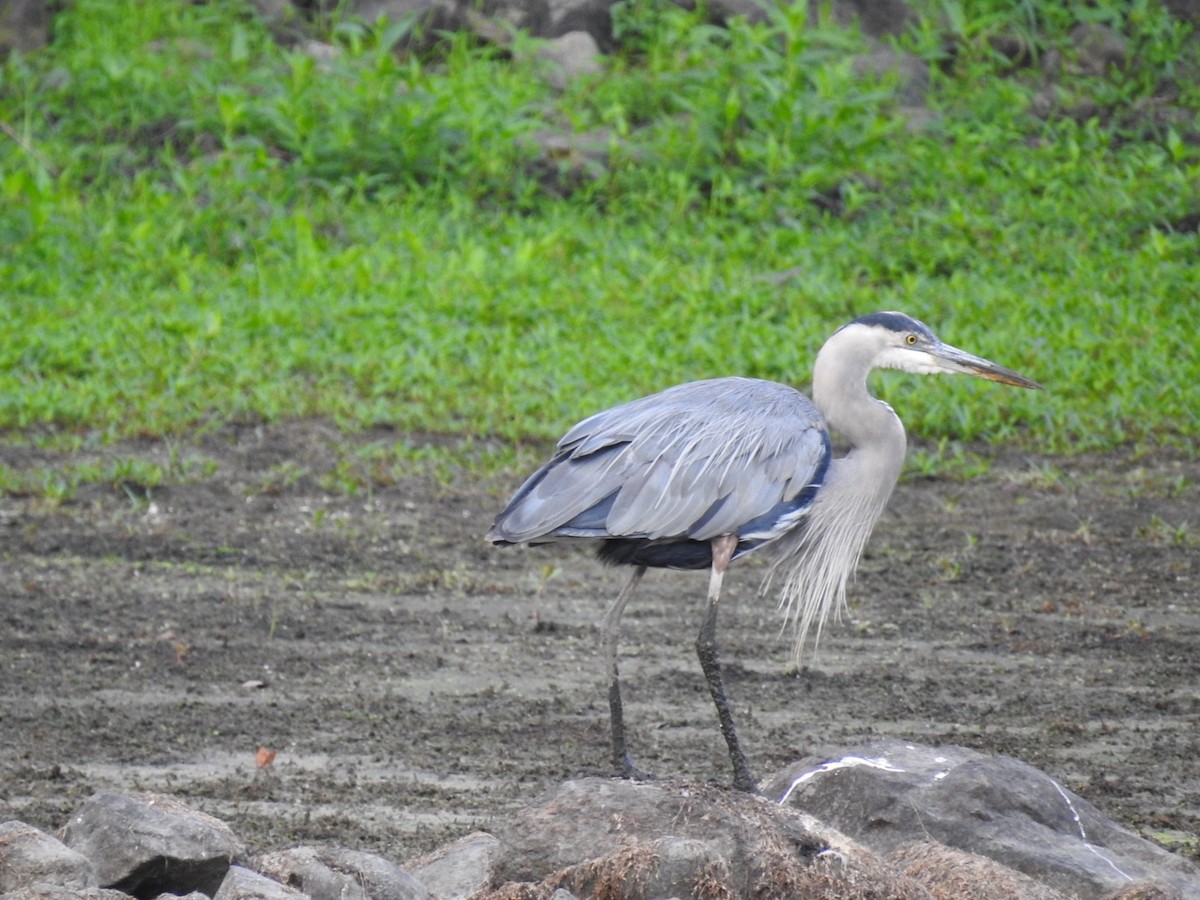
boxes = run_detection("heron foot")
[614,753,659,782]
[731,765,759,794]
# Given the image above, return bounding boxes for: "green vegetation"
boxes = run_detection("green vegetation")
[2,0,1198,471]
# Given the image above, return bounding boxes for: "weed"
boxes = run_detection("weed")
[907,439,993,480]
[1137,516,1194,547]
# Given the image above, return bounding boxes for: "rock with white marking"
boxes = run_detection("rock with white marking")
[0,821,98,893]
[59,792,246,898]
[765,741,1200,898]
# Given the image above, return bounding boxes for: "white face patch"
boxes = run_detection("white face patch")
[876,345,943,375]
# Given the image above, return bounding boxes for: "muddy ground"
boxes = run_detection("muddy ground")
[1,422,1197,871]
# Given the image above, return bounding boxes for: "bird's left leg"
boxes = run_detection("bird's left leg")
[604,564,652,780]
[696,533,757,793]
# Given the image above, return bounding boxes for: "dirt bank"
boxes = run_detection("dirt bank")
[1,423,1196,866]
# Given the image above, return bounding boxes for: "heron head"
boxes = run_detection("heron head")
[849,311,1042,390]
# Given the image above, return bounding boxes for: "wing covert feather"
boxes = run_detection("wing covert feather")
[489,377,830,545]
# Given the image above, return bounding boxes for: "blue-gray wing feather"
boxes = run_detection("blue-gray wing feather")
[487,377,830,547]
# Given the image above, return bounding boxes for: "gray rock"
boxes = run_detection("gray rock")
[888,840,1068,899]
[536,30,602,89]
[0,885,128,899]
[213,865,309,900]
[60,792,246,898]
[1162,0,1200,24]
[247,0,297,28]
[519,126,618,195]
[484,777,934,898]
[353,0,446,25]
[353,0,549,47]
[545,0,614,49]
[0,0,50,55]
[811,0,918,38]
[254,846,431,900]
[852,46,930,108]
[405,831,498,900]
[1068,22,1128,76]
[707,0,773,26]
[0,822,97,894]
[765,741,1200,898]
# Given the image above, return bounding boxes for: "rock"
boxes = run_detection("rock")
[0,0,50,56]
[482,777,934,898]
[353,0,549,48]
[213,865,309,900]
[247,0,298,28]
[0,886,128,899]
[535,30,602,89]
[852,46,930,108]
[545,0,614,50]
[1068,22,1128,76]
[0,822,98,893]
[813,0,918,38]
[406,831,499,900]
[60,792,246,898]
[519,126,618,195]
[707,0,773,26]
[889,841,1068,899]
[253,846,432,900]
[1162,0,1200,24]
[765,741,1200,898]
[1101,883,1189,900]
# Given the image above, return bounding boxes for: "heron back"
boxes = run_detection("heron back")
[487,377,831,567]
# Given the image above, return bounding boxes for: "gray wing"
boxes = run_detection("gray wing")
[487,377,829,544]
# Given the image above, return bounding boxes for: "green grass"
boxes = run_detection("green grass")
[2,0,1198,467]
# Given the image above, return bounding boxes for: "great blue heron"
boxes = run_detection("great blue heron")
[488,311,1040,791]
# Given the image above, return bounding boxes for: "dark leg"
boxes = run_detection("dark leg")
[604,565,651,779]
[696,534,757,792]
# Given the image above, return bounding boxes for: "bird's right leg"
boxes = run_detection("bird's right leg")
[697,534,757,792]
[604,564,648,779]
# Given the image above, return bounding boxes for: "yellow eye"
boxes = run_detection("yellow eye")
[905,333,918,345]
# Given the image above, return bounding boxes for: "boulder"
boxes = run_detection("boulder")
[253,846,431,900]
[482,777,934,898]
[1162,0,1200,24]
[59,793,246,899]
[405,831,499,900]
[764,741,1200,898]
[545,0,614,49]
[852,46,930,109]
[0,0,50,55]
[212,865,309,900]
[812,0,918,38]
[888,840,1068,899]
[1068,22,1128,76]
[352,0,549,47]
[0,822,97,894]
[0,886,127,899]
[535,30,602,90]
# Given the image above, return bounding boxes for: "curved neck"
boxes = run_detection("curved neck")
[811,335,907,483]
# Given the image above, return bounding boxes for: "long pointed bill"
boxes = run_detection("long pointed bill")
[932,342,1043,390]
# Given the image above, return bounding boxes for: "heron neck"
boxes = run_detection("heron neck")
[811,343,907,480]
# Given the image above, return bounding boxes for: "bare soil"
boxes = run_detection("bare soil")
[1,422,1197,870]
